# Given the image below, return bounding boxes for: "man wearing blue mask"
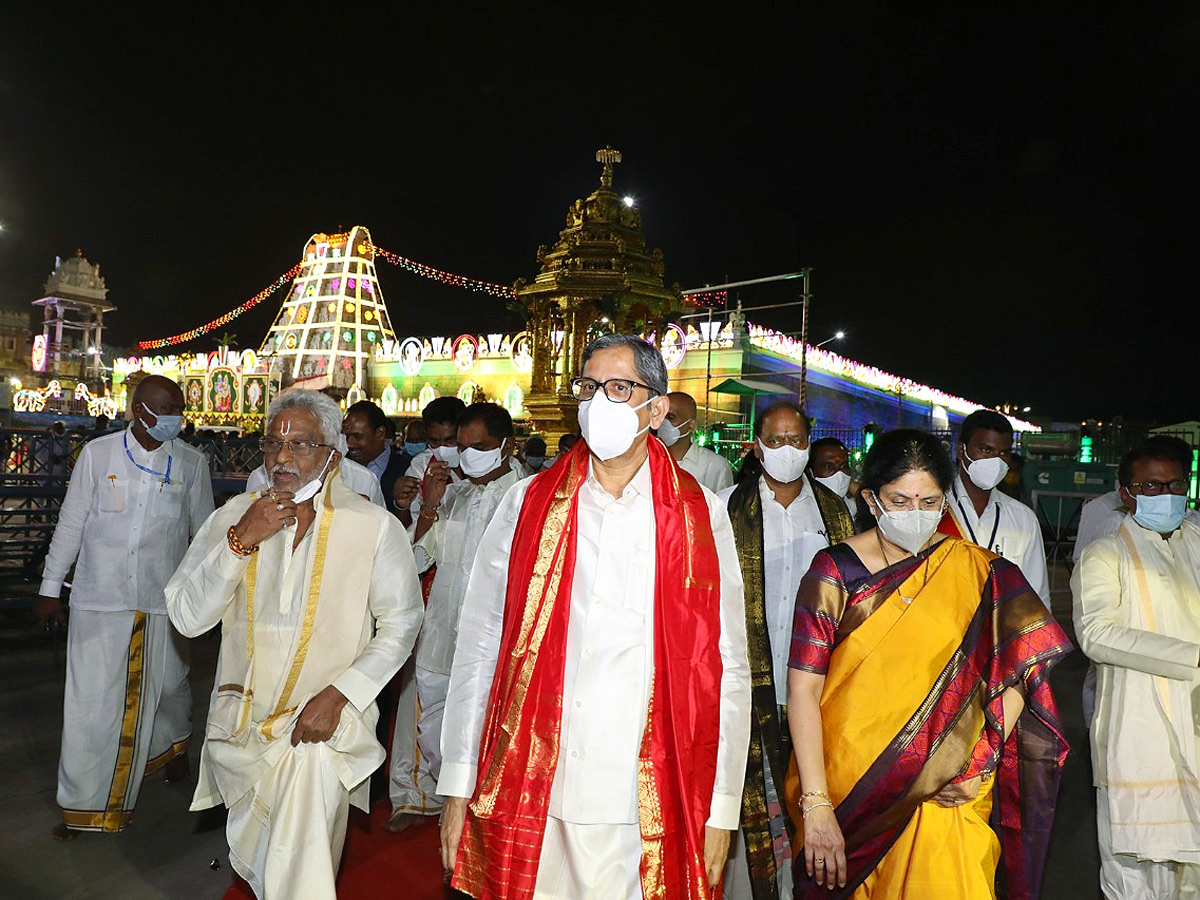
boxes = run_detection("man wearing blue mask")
[35,374,214,840]
[941,408,1050,607]
[1073,437,1200,897]
[661,390,734,493]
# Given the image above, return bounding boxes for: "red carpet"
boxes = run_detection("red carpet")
[222,800,450,899]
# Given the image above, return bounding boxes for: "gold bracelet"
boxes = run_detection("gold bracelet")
[800,790,830,802]
[801,800,833,818]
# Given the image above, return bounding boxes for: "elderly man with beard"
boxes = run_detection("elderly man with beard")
[165,389,424,900]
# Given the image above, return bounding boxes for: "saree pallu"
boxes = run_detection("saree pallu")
[787,537,1070,900]
[452,438,724,900]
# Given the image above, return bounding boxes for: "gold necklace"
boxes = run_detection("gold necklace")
[875,528,931,604]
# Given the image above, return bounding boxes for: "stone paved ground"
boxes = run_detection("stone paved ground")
[0,560,1101,899]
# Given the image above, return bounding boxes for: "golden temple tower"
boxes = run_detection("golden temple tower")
[515,148,684,442]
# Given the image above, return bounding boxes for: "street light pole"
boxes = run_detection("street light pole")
[798,267,812,407]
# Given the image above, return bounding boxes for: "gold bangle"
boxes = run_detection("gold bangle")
[800,790,830,801]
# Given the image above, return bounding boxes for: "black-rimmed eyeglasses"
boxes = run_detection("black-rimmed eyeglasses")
[570,377,659,403]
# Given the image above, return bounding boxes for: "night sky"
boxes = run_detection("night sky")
[1,8,1195,423]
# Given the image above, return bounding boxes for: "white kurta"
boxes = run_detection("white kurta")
[679,440,735,493]
[166,475,423,900]
[439,456,750,894]
[948,474,1050,606]
[1073,518,1200,892]
[41,430,213,830]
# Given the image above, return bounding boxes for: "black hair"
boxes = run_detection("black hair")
[458,402,514,441]
[1118,435,1193,486]
[580,334,669,396]
[809,436,849,455]
[422,396,467,427]
[855,428,955,532]
[958,409,1013,447]
[754,401,811,438]
[345,400,389,433]
[524,436,547,455]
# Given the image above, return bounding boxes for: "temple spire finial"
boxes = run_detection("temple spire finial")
[596,146,622,188]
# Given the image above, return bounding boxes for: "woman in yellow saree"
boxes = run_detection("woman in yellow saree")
[786,429,1070,899]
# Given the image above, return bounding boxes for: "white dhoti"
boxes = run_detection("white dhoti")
[1098,786,1200,900]
[58,608,191,831]
[227,741,350,900]
[387,659,442,815]
[414,666,450,783]
[532,816,643,899]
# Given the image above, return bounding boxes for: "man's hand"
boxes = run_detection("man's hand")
[235,490,297,548]
[703,825,731,888]
[931,774,982,808]
[34,595,66,629]
[440,796,468,873]
[393,475,420,509]
[423,459,451,508]
[291,685,348,747]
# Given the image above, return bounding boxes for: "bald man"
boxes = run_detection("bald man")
[35,375,214,839]
[660,391,733,492]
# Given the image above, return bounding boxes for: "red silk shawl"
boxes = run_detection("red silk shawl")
[452,437,725,900]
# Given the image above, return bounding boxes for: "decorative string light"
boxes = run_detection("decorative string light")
[138,265,302,349]
[370,245,514,298]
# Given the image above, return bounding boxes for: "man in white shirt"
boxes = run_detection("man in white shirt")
[392,396,467,527]
[35,375,214,839]
[1073,438,1200,898]
[718,402,855,899]
[165,389,424,900]
[438,334,750,899]
[661,390,734,493]
[807,436,860,520]
[385,402,523,834]
[942,409,1050,606]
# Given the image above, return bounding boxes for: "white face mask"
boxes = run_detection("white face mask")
[578,391,654,461]
[460,441,506,479]
[961,449,1009,491]
[868,493,946,555]
[284,449,334,505]
[433,444,461,468]
[657,417,692,448]
[757,439,810,484]
[815,470,852,498]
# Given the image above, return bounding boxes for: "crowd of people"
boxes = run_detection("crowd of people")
[29,336,1200,899]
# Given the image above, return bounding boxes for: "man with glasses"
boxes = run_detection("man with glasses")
[717,401,855,899]
[661,390,734,492]
[940,408,1050,606]
[1073,437,1200,898]
[439,333,750,899]
[166,389,424,900]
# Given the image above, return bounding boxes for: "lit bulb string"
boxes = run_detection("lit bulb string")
[137,246,516,350]
[369,245,515,298]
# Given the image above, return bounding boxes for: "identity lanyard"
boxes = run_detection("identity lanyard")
[953,482,1001,551]
[124,430,173,488]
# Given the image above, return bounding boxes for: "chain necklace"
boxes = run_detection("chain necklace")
[875,528,932,605]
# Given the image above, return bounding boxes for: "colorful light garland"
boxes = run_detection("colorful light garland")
[138,265,302,349]
[370,245,514,298]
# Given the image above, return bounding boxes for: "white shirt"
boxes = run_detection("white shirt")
[245,457,384,507]
[948,474,1050,606]
[679,441,734,493]
[40,430,214,613]
[719,476,831,706]
[403,449,463,518]
[439,457,750,829]
[413,466,523,675]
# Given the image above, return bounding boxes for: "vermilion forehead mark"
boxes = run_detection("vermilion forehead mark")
[280,418,292,436]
